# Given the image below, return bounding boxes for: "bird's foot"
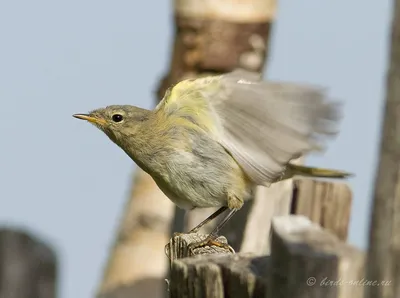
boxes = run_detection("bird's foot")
[187,234,235,255]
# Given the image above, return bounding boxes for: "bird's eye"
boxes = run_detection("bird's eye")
[112,114,124,123]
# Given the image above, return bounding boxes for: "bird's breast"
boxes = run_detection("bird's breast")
[147,131,251,209]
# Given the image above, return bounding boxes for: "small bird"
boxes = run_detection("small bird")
[73,69,351,253]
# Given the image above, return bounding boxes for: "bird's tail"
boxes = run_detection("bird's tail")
[288,164,353,179]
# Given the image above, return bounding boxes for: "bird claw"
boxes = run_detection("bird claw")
[166,232,235,260]
[187,235,235,255]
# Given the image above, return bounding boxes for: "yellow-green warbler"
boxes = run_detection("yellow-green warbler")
[73,69,351,252]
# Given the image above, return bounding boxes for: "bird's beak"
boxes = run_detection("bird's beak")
[73,114,107,125]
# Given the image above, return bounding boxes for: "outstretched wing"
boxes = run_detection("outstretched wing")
[157,69,342,186]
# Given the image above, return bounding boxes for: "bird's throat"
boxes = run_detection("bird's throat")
[118,119,164,175]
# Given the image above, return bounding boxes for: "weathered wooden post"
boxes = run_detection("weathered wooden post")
[0,228,58,298]
[168,215,364,298]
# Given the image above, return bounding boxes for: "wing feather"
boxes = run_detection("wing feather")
[158,69,343,186]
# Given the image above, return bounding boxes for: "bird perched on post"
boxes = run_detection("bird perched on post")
[73,69,351,253]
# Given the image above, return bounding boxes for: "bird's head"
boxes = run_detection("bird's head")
[73,105,151,146]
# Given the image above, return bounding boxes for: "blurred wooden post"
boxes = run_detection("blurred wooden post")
[365,0,400,297]
[157,0,275,97]
[168,215,364,298]
[0,229,57,298]
[97,171,175,298]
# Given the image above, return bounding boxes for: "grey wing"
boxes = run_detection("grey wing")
[208,69,342,186]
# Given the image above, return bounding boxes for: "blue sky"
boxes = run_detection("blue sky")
[0,1,392,297]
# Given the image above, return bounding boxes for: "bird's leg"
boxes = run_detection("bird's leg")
[164,206,233,258]
[172,206,228,238]
[187,195,243,253]
[187,208,238,254]
[188,206,229,233]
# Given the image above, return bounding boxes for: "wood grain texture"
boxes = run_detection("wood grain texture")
[270,216,364,298]
[169,253,269,298]
[292,178,352,241]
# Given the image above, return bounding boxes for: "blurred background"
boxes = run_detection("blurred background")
[0,0,392,298]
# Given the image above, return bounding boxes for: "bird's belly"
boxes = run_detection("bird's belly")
[151,150,251,210]
[153,179,196,210]
[153,175,227,210]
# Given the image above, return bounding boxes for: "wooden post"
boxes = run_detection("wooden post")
[365,0,400,297]
[97,171,174,298]
[292,178,353,241]
[170,253,269,298]
[168,215,364,298]
[269,216,364,298]
[0,229,58,298]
